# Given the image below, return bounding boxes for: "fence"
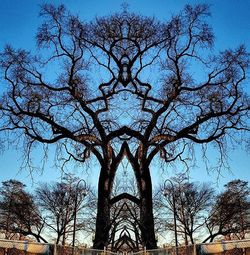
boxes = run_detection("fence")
[0,239,52,255]
[143,240,250,255]
[198,239,250,255]
[0,238,250,255]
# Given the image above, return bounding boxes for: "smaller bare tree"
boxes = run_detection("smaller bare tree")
[0,179,46,242]
[204,179,250,242]
[155,178,250,245]
[154,176,215,245]
[35,176,91,245]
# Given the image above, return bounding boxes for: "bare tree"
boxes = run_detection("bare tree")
[154,177,214,245]
[0,179,46,242]
[0,3,249,249]
[35,176,89,245]
[155,178,250,245]
[203,179,250,242]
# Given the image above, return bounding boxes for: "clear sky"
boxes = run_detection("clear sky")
[0,0,249,191]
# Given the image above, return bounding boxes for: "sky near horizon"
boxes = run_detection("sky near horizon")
[0,0,249,191]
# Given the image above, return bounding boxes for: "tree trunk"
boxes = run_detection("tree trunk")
[138,166,157,249]
[93,166,113,249]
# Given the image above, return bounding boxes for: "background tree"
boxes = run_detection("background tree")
[154,176,214,245]
[35,176,91,245]
[154,178,250,245]
[0,179,46,242]
[204,179,250,242]
[0,3,249,250]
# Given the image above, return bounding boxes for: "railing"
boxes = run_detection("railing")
[0,238,250,255]
[0,238,52,255]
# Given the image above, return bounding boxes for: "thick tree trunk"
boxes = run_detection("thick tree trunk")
[138,166,157,249]
[93,166,112,249]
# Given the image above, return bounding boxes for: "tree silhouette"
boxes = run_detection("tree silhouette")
[204,179,250,242]
[156,177,214,245]
[0,179,46,242]
[0,4,249,250]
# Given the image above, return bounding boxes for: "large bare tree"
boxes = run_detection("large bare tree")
[0,4,249,250]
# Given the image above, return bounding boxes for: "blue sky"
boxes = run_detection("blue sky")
[0,0,249,191]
